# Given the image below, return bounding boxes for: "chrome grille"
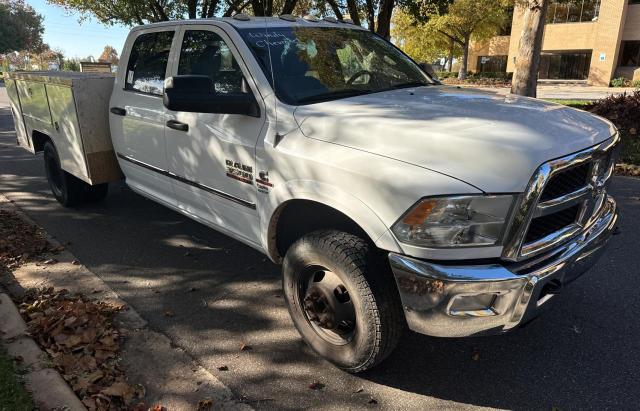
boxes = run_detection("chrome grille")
[524,204,580,244]
[539,163,591,202]
[502,133,620,262]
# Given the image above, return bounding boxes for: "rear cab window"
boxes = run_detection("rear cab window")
[125,31,175,95]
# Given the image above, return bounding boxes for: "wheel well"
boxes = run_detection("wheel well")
[32,130,51,153]
[269,200,372,263]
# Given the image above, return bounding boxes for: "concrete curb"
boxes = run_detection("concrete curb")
[0,194,252,410]
[0,292,87,411]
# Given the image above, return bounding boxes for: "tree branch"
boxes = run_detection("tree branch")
[325,0,343,19]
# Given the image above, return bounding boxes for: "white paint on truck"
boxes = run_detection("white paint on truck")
[4,16,620,372]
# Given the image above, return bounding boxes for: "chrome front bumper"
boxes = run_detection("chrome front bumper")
[389,196,618,338]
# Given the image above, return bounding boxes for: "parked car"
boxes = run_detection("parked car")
[4,15,620,372]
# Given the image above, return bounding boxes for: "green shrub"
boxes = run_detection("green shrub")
[610,77,629,87]
[435,71,457,79]
[632,80,640,89]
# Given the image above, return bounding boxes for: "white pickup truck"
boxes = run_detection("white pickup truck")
[5,15,619,372]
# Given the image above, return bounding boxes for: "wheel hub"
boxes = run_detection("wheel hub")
[302,269,356,338]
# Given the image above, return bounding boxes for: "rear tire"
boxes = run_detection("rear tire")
[43,141,108,207]
[283,230,404,373]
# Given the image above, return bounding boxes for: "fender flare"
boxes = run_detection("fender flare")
[261,179,402,262]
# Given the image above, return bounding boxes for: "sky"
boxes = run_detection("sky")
[28,0,131,59]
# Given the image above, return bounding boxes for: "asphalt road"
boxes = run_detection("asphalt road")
[1,85,639,410]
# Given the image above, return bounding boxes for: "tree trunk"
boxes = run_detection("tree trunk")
[375,0,394,39]
[281,0,298,14]
[326,0,343,19]
[511,0,548,97]
[447,39,454,72]
[365,0,375,32]
[346,0,361,25]
[207,0,218,17]
[458,35,470,80]
[201,0,209,18]
[251,0,265,16]
[153,2,169,21]
[187,0,197,18]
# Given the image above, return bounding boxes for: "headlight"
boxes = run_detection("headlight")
[392,195,516,247]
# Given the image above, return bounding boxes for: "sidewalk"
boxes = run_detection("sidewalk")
[0,195,251,411]
[462,84,637,100]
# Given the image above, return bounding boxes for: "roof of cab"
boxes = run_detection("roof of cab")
[129,16,367,32]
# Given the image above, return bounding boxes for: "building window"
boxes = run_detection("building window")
[546,0,600,24]
[538,51,592,80]
[477,56,508,73]
[619,41,640,67]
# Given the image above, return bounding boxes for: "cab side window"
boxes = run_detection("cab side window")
[178,30,244,94]
[125,31,174,95]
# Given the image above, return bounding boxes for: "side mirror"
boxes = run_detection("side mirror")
[163,75,260,117]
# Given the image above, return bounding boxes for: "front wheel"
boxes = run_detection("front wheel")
[283,230,405,373]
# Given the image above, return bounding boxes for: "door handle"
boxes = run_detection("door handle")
[110,107,126,116]
[166,120,189,132]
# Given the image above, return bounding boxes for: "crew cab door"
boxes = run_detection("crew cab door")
[164,25,267,244]
[109,28,178,205]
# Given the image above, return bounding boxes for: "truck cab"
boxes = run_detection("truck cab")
[7,15,619,373]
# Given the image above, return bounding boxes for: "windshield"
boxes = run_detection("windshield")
[238,27,433,105]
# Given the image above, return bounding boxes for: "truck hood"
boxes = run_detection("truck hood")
[294,86,615,193]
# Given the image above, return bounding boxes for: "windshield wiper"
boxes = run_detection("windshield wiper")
[390,81,430,89]
[298,89,373,104]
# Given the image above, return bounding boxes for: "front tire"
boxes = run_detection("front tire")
[283,230,404,373]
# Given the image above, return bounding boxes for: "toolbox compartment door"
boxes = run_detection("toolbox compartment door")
[4,79,31,150]
[16,80,52,125]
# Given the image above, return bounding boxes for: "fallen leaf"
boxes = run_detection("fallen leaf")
[239,343,252,351]
[61,334,83,348]
[72,260,80,265]
[101,381,136,402]
[43,258,58,265]
[148,405,166,411]
[197,398,213,410]
[308,381,324,390]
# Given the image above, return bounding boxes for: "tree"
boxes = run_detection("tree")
[425,0,509,80]
[510,0,548,97]
[98,45,119,65]
[47,0,306,25]
[63,58,81,71]
[392,9,461,66]
[0,0,44,53]
[400,0,453,23]
[30,47,64,70]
